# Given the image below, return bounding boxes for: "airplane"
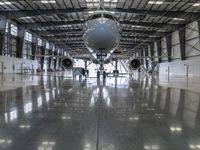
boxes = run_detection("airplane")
[35,3,169,77]
[61,10,143,78]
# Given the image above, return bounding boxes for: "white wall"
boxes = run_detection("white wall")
[0,56,38,74]
[158,21,200,77]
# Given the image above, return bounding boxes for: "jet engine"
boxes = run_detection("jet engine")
[129,59,141,70]
[62,58,73,69]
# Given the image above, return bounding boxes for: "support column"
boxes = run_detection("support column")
[179,28,186,60]
[0,18,6,55]
[150,44,154,61]
[115,60,118,71]
[144,47,149,69]
[41,40,46,71]
[157,40,162,63]
[58,49,63,69]
[53,49,58,70]
[166,35,172,62]
[31,34,37,60]
[48,44,53,70]
[16,27,25,58]
[140,49,144,65]
[198,21,200,50]
[84,60,87,70]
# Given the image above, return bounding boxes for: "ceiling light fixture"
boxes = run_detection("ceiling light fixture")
[41,0,56,4]
[132,25,142,28]
[148,1,163,5]
[173,18,185,21]
[0,1,12,5]
[193,3,200,6]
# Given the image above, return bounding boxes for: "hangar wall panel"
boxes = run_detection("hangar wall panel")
[0,56,38,74]
[159,20,200,77]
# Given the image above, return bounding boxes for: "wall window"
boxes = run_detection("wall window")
[5,22,9,33]
[25,32,32,42]
[46,42,49,49]
[52,45,55,51]
[23,42,32,60]
[4,22,10,56]
[38,38,42,46]
[3,22,17,57]
[10,24,18,36]
[23,32,33,59]
[10,38,17,57]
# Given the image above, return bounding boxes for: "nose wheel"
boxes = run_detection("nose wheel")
[103,71,106,79]
[97,71,100,78]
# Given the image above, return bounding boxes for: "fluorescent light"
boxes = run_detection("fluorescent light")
[41,0,49,3]
[0,1,12,5]
[88,11,94,14]
[20,16,31,19]
[173,18,185,21]
[132,25,142,28]
[41,0,56,3]
[193,3,200,6]
[104,0,118,2]
[109,11,115,14]
[41,0,49,4]
[156,1,163,4]
[49,0,56,3]
[4,1,12,5]
[148,1,163,5]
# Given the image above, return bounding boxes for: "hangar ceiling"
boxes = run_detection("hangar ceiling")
[1,0,200,56]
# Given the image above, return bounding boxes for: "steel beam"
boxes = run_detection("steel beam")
[179,28,186,60]
[166,35,172,62]
[157,40,162,63]
[33,29,169,37]
[115,8,200,22]
[0,18,6,55]
[1,8,89,19]
[1,8,199,21]
[16,27,25,58]
[20,20,184,31]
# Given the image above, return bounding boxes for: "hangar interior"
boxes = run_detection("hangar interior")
[1,0,200,150]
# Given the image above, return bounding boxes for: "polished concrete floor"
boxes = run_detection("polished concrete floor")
[0,73,200,150]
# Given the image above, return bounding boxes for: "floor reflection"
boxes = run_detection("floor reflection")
[0,74,199,149]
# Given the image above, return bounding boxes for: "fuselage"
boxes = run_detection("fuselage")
[83,12,122,65]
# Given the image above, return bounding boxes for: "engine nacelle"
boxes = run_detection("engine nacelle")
[62,58,73,69]
[129,59,141,70]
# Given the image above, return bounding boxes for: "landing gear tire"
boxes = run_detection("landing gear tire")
[103,71,106,79]
[97,71,100,78]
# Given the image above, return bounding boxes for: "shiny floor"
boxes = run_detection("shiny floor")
[0,73,200,150]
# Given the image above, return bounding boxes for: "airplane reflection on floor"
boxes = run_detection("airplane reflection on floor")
[0,74,199,149]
